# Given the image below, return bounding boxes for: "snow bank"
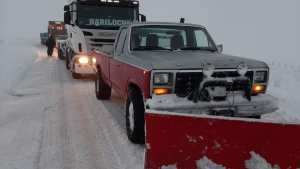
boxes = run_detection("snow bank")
[245,152,280,169]
[161,164,177,169]
[262,61,300,123]
[196,156,226,169]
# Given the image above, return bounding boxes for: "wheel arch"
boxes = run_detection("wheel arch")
[96,65,112,87]
[127,82,144,99]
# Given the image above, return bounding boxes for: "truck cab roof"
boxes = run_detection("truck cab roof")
[67,0,139,7]
[122,22,206,29]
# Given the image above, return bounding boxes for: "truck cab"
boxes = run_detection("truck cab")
[48,21,67,41]
[63,0,145,78]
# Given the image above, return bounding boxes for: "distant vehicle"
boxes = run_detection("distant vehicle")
[63,0,146,79]
[91,22,278,144]
[40,32,48,45]
[48,21,67,40]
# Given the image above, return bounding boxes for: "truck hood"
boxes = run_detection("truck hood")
[129,51,268,70]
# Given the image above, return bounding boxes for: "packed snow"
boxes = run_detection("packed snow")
[245,152,280,169]
[196,156,226,169]
[0,40,144,169]
[159,157,227,169]
[161,164,177,169]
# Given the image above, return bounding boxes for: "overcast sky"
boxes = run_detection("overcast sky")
[1,0,299,62]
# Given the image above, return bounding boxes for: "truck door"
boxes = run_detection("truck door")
[109,28,127,95]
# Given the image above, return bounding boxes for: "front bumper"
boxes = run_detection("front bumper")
[74,63,95,75]
[146,94,278,117]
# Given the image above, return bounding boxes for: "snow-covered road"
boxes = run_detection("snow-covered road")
[0,39,144,169]
[0,39,299,169]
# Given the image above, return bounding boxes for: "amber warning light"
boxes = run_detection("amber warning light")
[252,84,266,94]
[153,88,170,95]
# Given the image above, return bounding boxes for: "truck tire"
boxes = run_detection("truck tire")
[126,88,145,144]
[58,49,64,60]
[95,73,111,100]
[66,56,70,70]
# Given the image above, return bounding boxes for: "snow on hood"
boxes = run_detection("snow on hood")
[130,50,268,70]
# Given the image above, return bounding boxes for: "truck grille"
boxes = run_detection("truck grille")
[175,72,203,97]
[175,71,253,97]
[90,38,115,43]
[91,44,104,47]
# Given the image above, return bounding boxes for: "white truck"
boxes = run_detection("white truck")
[63,0,145,78]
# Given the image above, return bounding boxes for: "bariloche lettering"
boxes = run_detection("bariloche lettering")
[89,18,131,26]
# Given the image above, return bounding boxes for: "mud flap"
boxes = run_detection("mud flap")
[144,110,300,169]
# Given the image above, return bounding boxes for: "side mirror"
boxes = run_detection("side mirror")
[64,12,71,25]
[64,5,70,12]
[140,14,146,22]
[217,44,223,53]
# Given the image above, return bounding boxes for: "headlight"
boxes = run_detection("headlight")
[78,56,89,64]
[254,71,267,83]
[237,63,248,76]
[154,73,171,85]
[203,63,215,77]
[92,58,96,64]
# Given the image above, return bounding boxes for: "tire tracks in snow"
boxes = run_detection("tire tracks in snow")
[35,58,76,169]
[54,58,144,169]
[0,44,144,169]
[0,46,58,169]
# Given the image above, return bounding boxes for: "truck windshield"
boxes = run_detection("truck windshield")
[78,5,137,29]
[131,25,217,51]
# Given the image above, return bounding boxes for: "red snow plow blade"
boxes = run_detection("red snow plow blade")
[144,110,300,169]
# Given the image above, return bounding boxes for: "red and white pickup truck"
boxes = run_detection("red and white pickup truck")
[91,22,278,144]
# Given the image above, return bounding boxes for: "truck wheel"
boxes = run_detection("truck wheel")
[58,49,63,60]
[126,88,145,144]
[66,57,70,70]
[95,73,111,100]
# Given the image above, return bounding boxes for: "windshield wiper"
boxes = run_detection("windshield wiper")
[179,47,217,52]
